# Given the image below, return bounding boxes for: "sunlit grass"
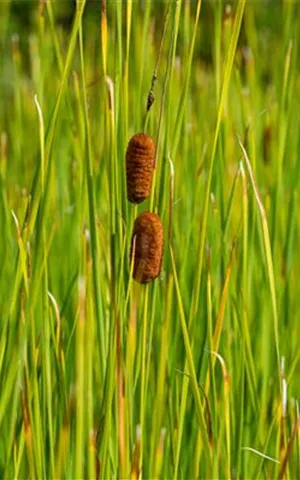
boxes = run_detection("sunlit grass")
[0,1,300,478]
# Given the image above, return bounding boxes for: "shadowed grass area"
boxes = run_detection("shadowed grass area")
[0,1,300,478]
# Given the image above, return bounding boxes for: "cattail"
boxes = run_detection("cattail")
[130,212,163,284]
[126,133,155,204]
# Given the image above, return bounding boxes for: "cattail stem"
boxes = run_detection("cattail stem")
[149,2,178,212]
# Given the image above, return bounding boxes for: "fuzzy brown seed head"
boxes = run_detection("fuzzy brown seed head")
[130,212,163,284]
[126,133,155,204]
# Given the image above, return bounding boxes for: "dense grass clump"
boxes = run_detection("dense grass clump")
[0,1,300,478]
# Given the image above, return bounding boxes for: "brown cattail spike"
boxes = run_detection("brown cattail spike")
[130,212,163,284]
[126,133,155,204]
